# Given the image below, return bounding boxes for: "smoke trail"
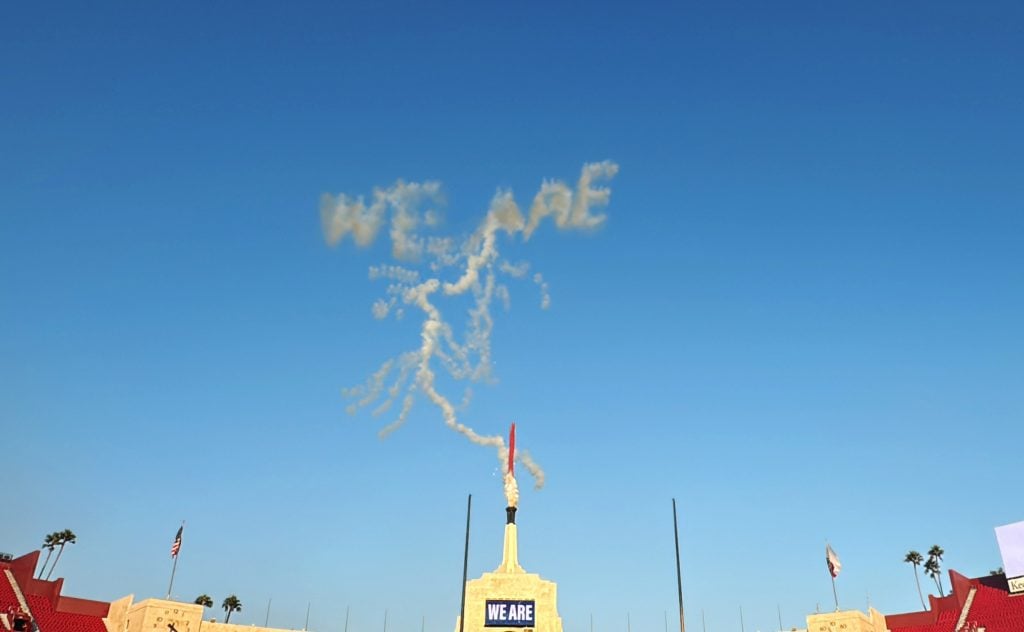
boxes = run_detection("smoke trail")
[504,472,519,508]
[533,273,551,310]
[323,162,618,502]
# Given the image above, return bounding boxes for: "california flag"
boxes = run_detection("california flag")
[826,544,842,578]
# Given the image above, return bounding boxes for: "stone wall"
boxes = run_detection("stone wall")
[805,608,889,632]
[104,594,133,632]
[106,597,301,632]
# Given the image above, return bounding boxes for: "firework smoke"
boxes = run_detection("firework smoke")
[323,162,618,504]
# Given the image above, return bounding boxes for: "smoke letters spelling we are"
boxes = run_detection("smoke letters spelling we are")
[321,162,618,504]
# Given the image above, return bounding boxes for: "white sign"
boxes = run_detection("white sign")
[995,521,1024,578]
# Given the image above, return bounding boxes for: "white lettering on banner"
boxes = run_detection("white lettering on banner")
[484,600,536,627]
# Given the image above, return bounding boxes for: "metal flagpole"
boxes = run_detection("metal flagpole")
[459,494,472,632]
[826,542,839,611]
[672,499,687,632]
[166,556,178,599]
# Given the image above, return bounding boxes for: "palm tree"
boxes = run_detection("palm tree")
[37,533,59,578]
[194,595,213,608]
[989,567,1004,576]
[924,557,942,596]
[904,550,926,609]
[222,595,242,623]
[45,529,77,580]
[928,545,946,596]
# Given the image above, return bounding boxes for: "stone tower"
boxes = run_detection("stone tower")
[455,506,563,632]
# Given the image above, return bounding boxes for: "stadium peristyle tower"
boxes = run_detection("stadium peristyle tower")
[455,425,563,632]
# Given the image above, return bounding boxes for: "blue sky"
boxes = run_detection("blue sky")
[1,2,1022,631]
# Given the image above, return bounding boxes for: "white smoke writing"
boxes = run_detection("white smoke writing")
[323,162,617,503]
[321,181,443,259]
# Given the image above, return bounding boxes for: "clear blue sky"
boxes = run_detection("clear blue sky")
[2,2,1022,632]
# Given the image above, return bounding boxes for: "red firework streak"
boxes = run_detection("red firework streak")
[508,423,516,475]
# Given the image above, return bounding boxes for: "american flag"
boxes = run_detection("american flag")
[170,525,183,558]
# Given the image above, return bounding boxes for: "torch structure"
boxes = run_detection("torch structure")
[454,423,562,632]
[499,423,522,573]
[506,422,517,525]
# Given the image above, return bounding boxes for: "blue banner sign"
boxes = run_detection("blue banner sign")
[484,600,536,627]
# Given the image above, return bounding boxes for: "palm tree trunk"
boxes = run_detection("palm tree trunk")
[225,611,232,624]
[938,573,945,597]
[37,549,53,579]
[45,545,65,580]
[913,564,926,609]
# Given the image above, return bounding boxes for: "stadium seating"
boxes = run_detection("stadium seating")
[26,594,108,632]
[957,576,1024,632]
[888,572,1024,632]
[0,552,109,632]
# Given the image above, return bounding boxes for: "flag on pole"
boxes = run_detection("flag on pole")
[826,544,841,578]
[170,525,183,558]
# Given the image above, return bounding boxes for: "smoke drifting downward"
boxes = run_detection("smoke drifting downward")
[324,162,618,504]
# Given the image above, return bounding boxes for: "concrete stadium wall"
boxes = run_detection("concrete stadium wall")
[111,598,301,632]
